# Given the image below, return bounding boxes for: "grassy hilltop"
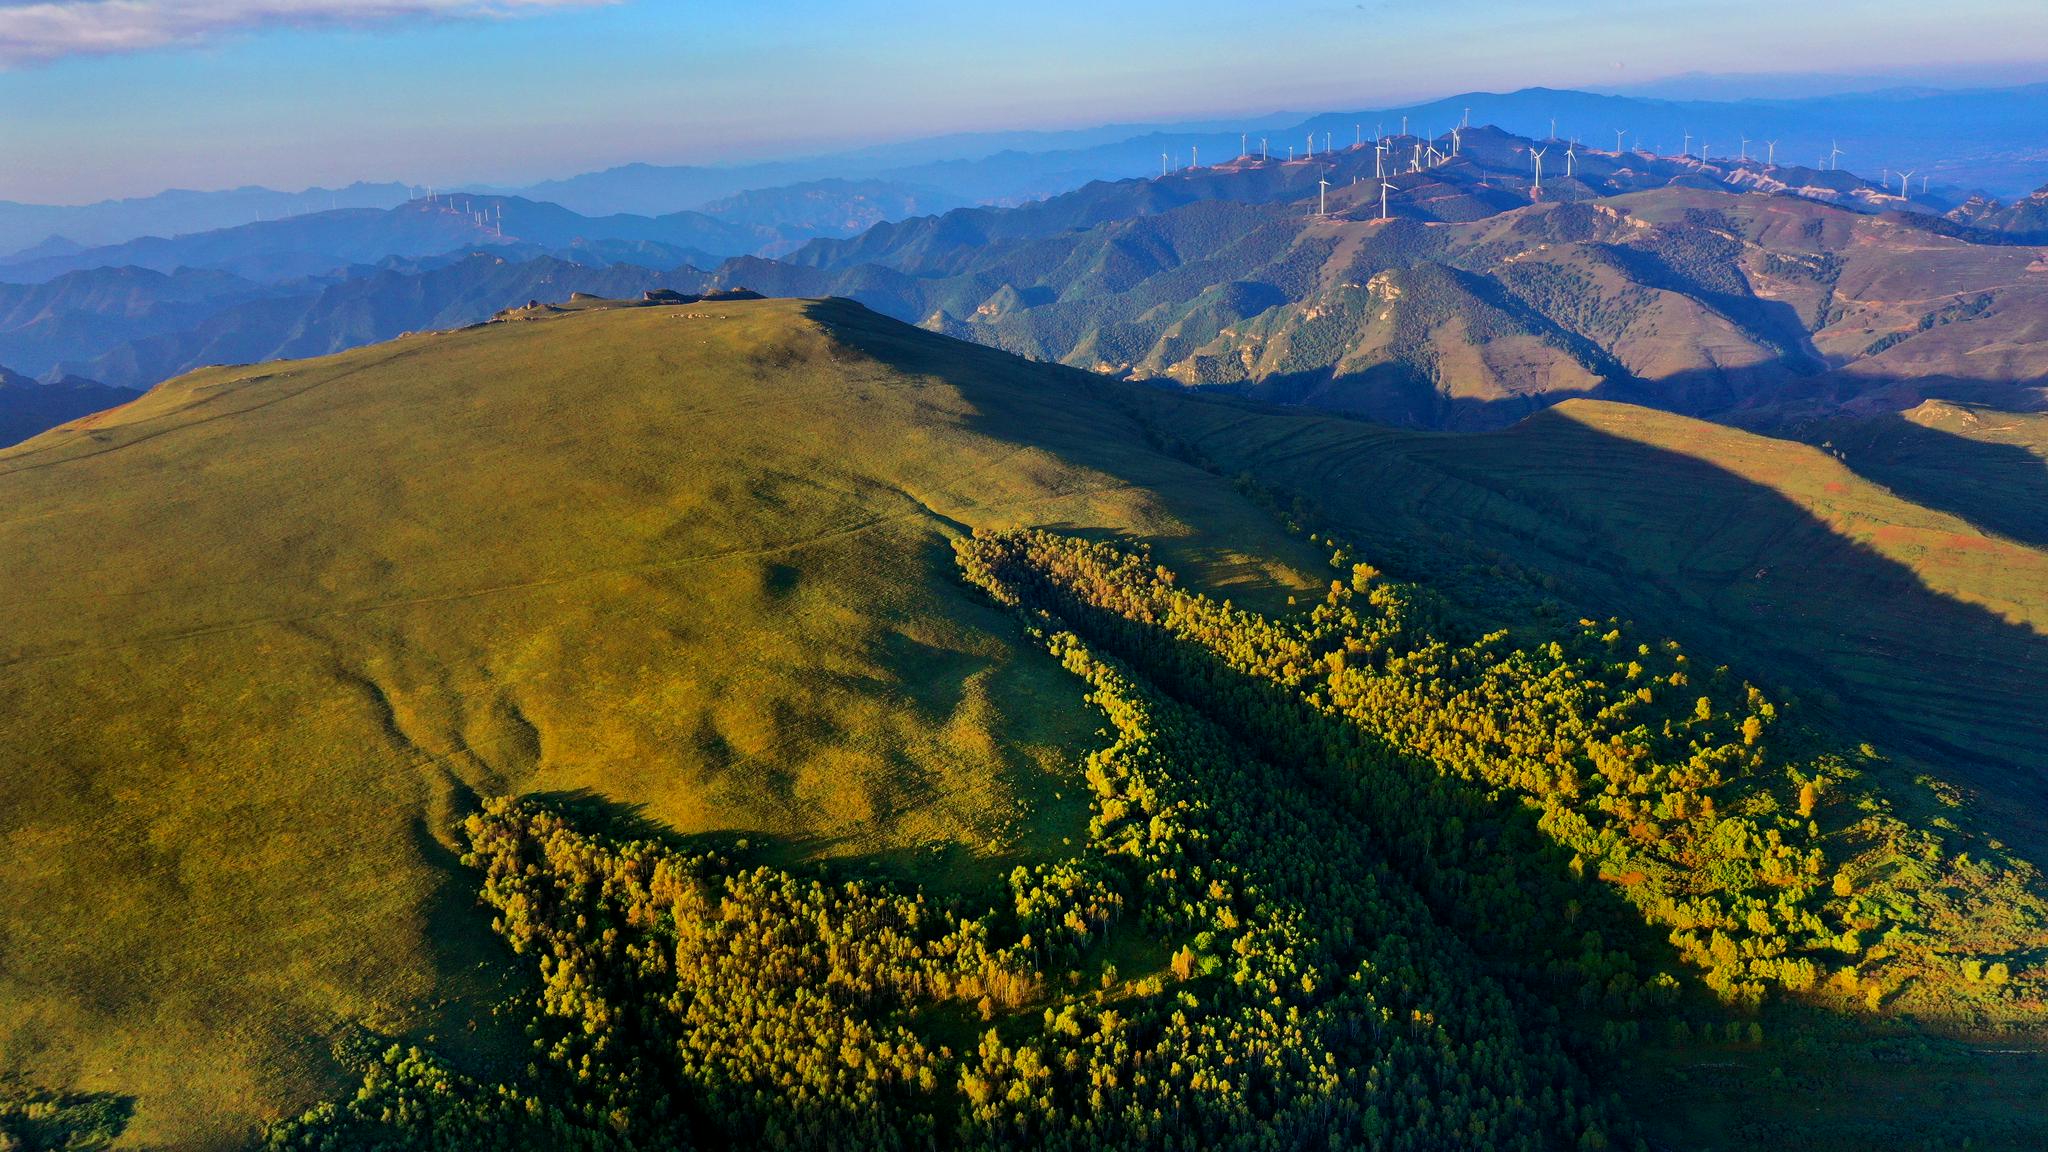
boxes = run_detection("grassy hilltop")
[2,297,2046,1149]
[0,297,1318,1148]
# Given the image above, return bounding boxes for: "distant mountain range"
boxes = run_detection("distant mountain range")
[0,364,136,445]
[5,96,2047,446]
[7,82,2044,269]
[655,129,2048,430]
[0,182,411,258]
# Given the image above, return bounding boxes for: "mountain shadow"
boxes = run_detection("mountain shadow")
[1787,389,2048,554]
[806,300,2048,850]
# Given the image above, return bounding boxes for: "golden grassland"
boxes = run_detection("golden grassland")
[4,297,2047,1148]
[0,298,1320,1148]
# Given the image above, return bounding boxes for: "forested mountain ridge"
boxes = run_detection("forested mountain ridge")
[3,298,2044,1150]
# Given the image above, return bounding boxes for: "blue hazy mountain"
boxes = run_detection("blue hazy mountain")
[0,182,412,260]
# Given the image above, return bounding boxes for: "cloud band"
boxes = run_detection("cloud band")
[0,0,619,65]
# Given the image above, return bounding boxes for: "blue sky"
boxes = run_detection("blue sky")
[2,0,2045,203]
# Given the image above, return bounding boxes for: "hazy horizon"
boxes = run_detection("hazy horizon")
[3,0,2046,204]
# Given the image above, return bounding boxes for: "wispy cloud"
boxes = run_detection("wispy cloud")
[0,0,620,65]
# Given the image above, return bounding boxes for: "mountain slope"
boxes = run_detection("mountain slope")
[59,254,707,389]
[0,297,1318,1150]
[1141,392,2048,815]
[0,197,749,285]
[0,365,136,445]
[0,266,290,380]
[704,149,2048,431]
[7,299,2047,1149]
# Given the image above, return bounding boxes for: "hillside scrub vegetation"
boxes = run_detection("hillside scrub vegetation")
[268,521,2048,1151]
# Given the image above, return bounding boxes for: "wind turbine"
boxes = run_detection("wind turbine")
[1324,131,1332,154]
[1192,145,1198,168]
[1682,130,1692,157]
[1699,142,1711,162]
[1375,141,1387,178]
[1319,178,1331,217]
[1162,152,1169,178]
[1401,115,1408,137]
[1262,137,1268,161]
[1462,106,1471,128]
[1739,136,1749,162]
[1412,141,1423,172]
[1356,124,1362,148]
[1565,141,1576,177]
[1550,116,1558,141]
[1829,140,1844,170]
[1307,133,1314,159]
[1766,140,1778,165]
[1380,179,1390,220]
[1899,169,1915,199]
[1614,128,1628,154]
[1242,132,1248,159]
[1531,146,1547,194]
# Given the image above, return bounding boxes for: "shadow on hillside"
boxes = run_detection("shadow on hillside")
[1401,407,2048,836]
[1300,357,2048,556]
[1785,377,2048,552]
[804,299,2048,851]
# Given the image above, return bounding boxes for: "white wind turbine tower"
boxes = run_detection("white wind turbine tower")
[1242,133,1248,159]
[1450,126,1462,156]
[1699,142,1711,162]
[1898,170,1915,199]
[1324,131,1332,154]
[1565,141,1576,177]
[1162,152,1169,177]
[1463,106,1472,128]
[1319,178,1331,217]
[1375,141,1387,178]
[1412,141,1422,172]
[1380,179,1391,220]
[1766,140,1778,165]
[1262,137,1269,160]
[1739,136,1749,162]
[1357,124,1362,148]
[1614,128,1627,154]
[1682,130,1692,157]
[1531,146,1547,194]
[1829,141,1844,170]
[1307,133,1314,159]
[1192,145,1198,168]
